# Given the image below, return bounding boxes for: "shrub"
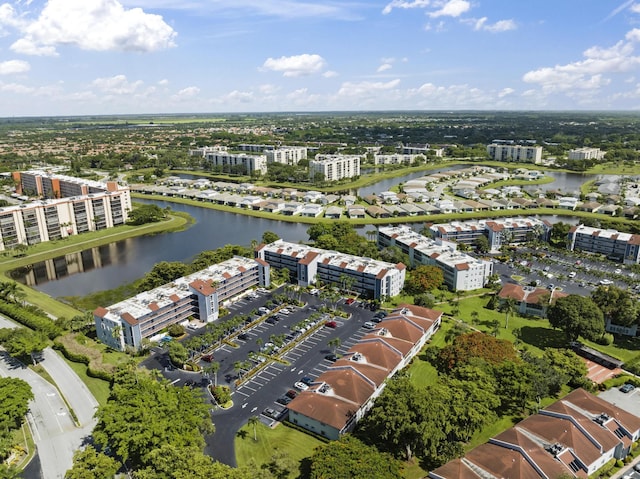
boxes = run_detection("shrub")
[596,333,614,346]
[0,300,61,339]
[211,385,231,404]
[167,324,185,337]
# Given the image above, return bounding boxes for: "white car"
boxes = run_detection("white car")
[363,321,376,329]
[614,268,622,274]
[294,381,309,391]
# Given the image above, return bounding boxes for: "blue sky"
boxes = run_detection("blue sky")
[1,0,640,115]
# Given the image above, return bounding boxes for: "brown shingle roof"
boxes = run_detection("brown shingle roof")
[287,391,358,431]
[94,306,109,318]
[190,279,216,296]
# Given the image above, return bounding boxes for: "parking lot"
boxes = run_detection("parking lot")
[141,286,383,465]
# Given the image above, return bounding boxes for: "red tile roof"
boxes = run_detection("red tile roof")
[94,306,109,318]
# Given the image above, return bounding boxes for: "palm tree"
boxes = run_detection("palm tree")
[500,297,517,329]
[328,337,341,354]
[248,415,260,441]
[204,362,220,386]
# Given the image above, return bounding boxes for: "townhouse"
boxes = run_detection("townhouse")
[568,224,640,264]
[430,388,640,479]
[94,256,270,351]
[255,239,406,300]
[1,171,131,251]
[377,226,493,291]
[288,305,442,439]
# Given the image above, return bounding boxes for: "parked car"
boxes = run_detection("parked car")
[286,389,298,399]
[633,463,640,472]
[363,321,376,329]
[620,383,635,393]
[373,311,387,319]
[237,333,249,341]
[324,320,337,328]
[276,396,292,405]
[265,317,277,325]
[301,376,314,386]
[294,381,309,391]
[309,288,319,295]
[325,353,337,362]
[371,316,383,323]
[345,298,355,305]
[263,408,277,419]
[202,354,213,362]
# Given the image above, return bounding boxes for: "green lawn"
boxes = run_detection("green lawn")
[60,355,111,406]
[235,422,325,477]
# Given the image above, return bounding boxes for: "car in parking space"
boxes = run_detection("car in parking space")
[276,396,292,405]
[286,389,298,399]
[263,408,277,419]
[599,279,613,286]
[568,272,576,278]
[324,320,337,328]
[363,321,376,329]
[325,353,337,362]
[634,463,640,473]
[345,298,355,305]
[309,288,319,296]
[373,311,387,319]
[614,268,622,274]
[294,381,309,391]
[547,284,555,290]
[265,317,277,325]
[202,354,214,362]
[620,383,635,393]
[258,307,271,314]
[237,333,249,341]
[301,376,314,386]
[371,316,383,323]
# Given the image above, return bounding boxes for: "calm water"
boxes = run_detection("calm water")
[10,166,609,298]
[13,200,310,297]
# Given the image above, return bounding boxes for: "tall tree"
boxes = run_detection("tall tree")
[591,285,638,327]
[65,446,119,479]
[248,415,260,442]
[547,295,604,343]
[261,231,280,245]
[499,297,517,329]
[404,265,444,295]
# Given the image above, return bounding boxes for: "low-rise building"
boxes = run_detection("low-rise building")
[568,224,640,264]
[256,239,406,299]
[498,284,567,317]
[378,226,493,291]
[94,256,270,351]
[288,305,442,439]
[430,388,640,479]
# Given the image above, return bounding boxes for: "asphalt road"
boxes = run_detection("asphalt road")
[141,290,380,466]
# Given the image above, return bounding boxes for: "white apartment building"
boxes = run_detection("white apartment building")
[486,144,543,164]
[204,151,268,175]
[265,147,308,165]
[309,155,361,182]
[568,224,640,264]
[94,256,271,351]
[1,171,131,251]
[568,147,606,160]
[429,217,552,251]
[256,240,406,299]
[188,146,227,157]
[378,226,493,291]
[374,154,422,165]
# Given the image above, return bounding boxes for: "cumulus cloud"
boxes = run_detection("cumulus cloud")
[10,0,176,56]
[632,3,640,13]
[382,0,431,15]
[0,60,30,75]
[262,54,327,77]
[338,79,401,98]
[429,0,470,18]
[469,17,517,32]
[92,75,143,95]
[498,87,515,98]
[173,86,200,99]
[523,37,640,93]
[377,63,392,72]
[322,70,338,78]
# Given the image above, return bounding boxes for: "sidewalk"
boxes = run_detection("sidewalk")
[612,459,639,479]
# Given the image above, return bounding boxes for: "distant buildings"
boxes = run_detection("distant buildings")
[374,153,422,165]
[568,147,606,161]
[288,305,442,440]
[94,256,270,351]
[568,224,640,264]
[265,147,308,165]
[203,151,268,176]
[1,171,131,251]
[255,239,406,299]
[377,226,493,291]
[430,388,640,479]
[487,143,543,164]
[309,155,361,182]
[429,217,552,251]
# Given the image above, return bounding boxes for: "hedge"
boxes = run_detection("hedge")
[53,339,114,383]
[0,300,61,339]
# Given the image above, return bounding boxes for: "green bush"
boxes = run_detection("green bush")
[211,385,231,404]
[168,323,185,337]
[0,300,61,339]
[596,333,614,346]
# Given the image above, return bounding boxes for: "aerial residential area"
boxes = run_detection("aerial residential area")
[0,111,638,479]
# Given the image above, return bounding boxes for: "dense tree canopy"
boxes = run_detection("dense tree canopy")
[135,261,190,292]
[404,265,444,295]
[591,285,638,327]
[65,446,119,479]
[432,332,518,373]
[309,435,402,479]
[93,369,214,469]
[0,328,48,362]
[0,377,33,461]
[126,204,167,225]
[547,295,604,342]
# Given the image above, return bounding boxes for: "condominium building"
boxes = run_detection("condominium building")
[568,147,606,161]
[94,256,270,351]
[431,388,640,479]
[378,226,493,291]
[309,155,361,182]
[188,146,227,157]
[429,217,552,251]
[486,144,543,164]
[265,147,308,165]
[374,154,422,165]
[568,224,640,264]
[288,305,442,440]
[0,171,131,251]
[255,239,406,299]
[203,151,268,175]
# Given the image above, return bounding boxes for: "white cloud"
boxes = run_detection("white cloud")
[10,0,177,56]
[92,75,143,94]
[469,17,517,32]
[523,36,640,93]
[377,63,392,72]
[498,87,515,98]
[632,3,640,13]
[158,79,169,86]
[0,3,23,33]
[0,60,30,75]
[173,86,200,99]
[262,54,327,77]
[0,82,34,94]
[382,0,431,15]
[322,70,338,78]
[337,79,401,98]
[428,0,470,18]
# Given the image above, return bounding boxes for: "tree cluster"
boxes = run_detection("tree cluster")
[0,378,33,461]
[307,222,378,258]
[126,204,167,226]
